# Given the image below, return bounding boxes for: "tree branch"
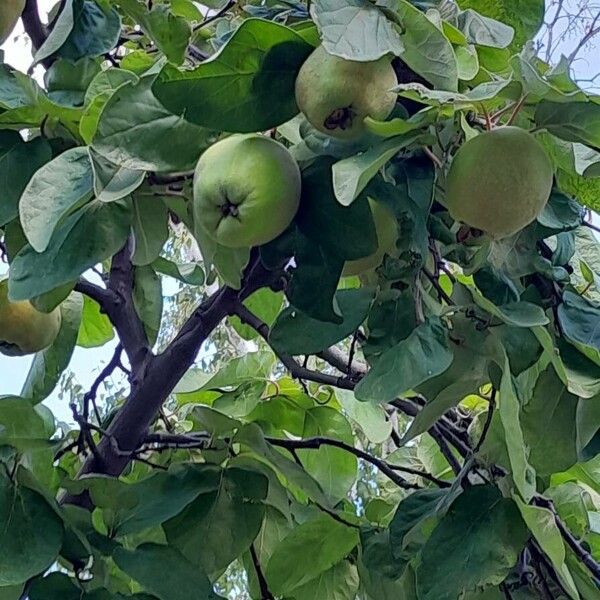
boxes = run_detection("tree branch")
[22,0,48,54]
[232,301,356,390]
[106,240,151,373]
[532,496,600,584]
[250,545,274,600]
[63,260,280,507]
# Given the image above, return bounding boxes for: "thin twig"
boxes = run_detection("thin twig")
[474,390,496,453]
[250,544,275,600]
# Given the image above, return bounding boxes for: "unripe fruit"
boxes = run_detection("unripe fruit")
[0,0,25,45]
[0,279,61,356]
[342,199,397,276]
[193,135,301,248]
[445,127,553,239]
[295,45,397,140]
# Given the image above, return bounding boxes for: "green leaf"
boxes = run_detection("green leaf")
[287,231,344,323]
[0,397,52,450]
[558,290,600,355]
[77,294,114,348]
[92,77,214,171]
[164,467,268,574]
[265,514,359,596]
[230,288,284,341]
[310,0,404,61]
[0,133,51,227]
[270,288,373,355]
[535,102,600,150]
[292,561,359,600]
[396,0,458,91]
[113,544,215,600]
[45,57,102,106]
[456,0,544,49]
[131,194,169,266]
[89,148,145,203]
[416,485,528,600]
[456,9,514,48]
[0,473,64,586]
[514,499,579,598]
[133,265,163,346]
[333,133,423,206]
[498,355,536,501]
[298,406,357,502]
[153,19,312,132]
[59,0,121,61]
[389,488,448,559]
[19,147,93,253]
[336,389,392,444]
[9,199,132,301]
[34,0,77,63]
[21,293,83,404]
[152,256,205,286]
[355,318,453,403]
[521,366,579,477]
[118,0,191,65]
[296,157,378,259]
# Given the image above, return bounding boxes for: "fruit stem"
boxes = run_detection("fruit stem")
[506,95,529,126]
[480,103,493,131]
[422,146,443,169]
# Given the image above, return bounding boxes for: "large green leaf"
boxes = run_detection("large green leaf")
[0,397,53,450]
[19,147,94,253]
[355,318,453,403]
[291,561,359,600]
[89,148,145,203]
[118,0,190,65]
[8,199,131,301]
[153,19,312,132]
[332,132,424,206]
[0,473,64,586]
[92,77,214,171]
[498,355,537,501]
[558,290,600,355]
[310,0,404,61]
[164,467,268,574]
[521,366,579,477]
[0,133,51,227]
[265,514,359,596]
[535,102,600,150]
[415,485,528,600]
[269,288,373,355]
[113,544,215,600]
[296,157,378,257]
[396,0,458,91]
[336,389,392,444]
[457,0,544,48]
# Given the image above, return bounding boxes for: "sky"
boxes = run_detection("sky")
[0,0,599,422]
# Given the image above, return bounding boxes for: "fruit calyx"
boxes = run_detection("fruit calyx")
[220,199,240,218]
[324,106,356,132]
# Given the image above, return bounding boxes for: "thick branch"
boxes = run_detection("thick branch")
[107,241,151,373]
[63,261,279,506]
[22,0,47,52]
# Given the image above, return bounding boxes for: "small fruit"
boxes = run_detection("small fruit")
[343,199,397,276]
[193,134,302,248]
[295,45,397,140]
[0,279,61,356]
[445,127,553,239]
[0,0,25,45]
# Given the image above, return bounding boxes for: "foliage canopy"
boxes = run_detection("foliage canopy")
[1,0,600,599]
